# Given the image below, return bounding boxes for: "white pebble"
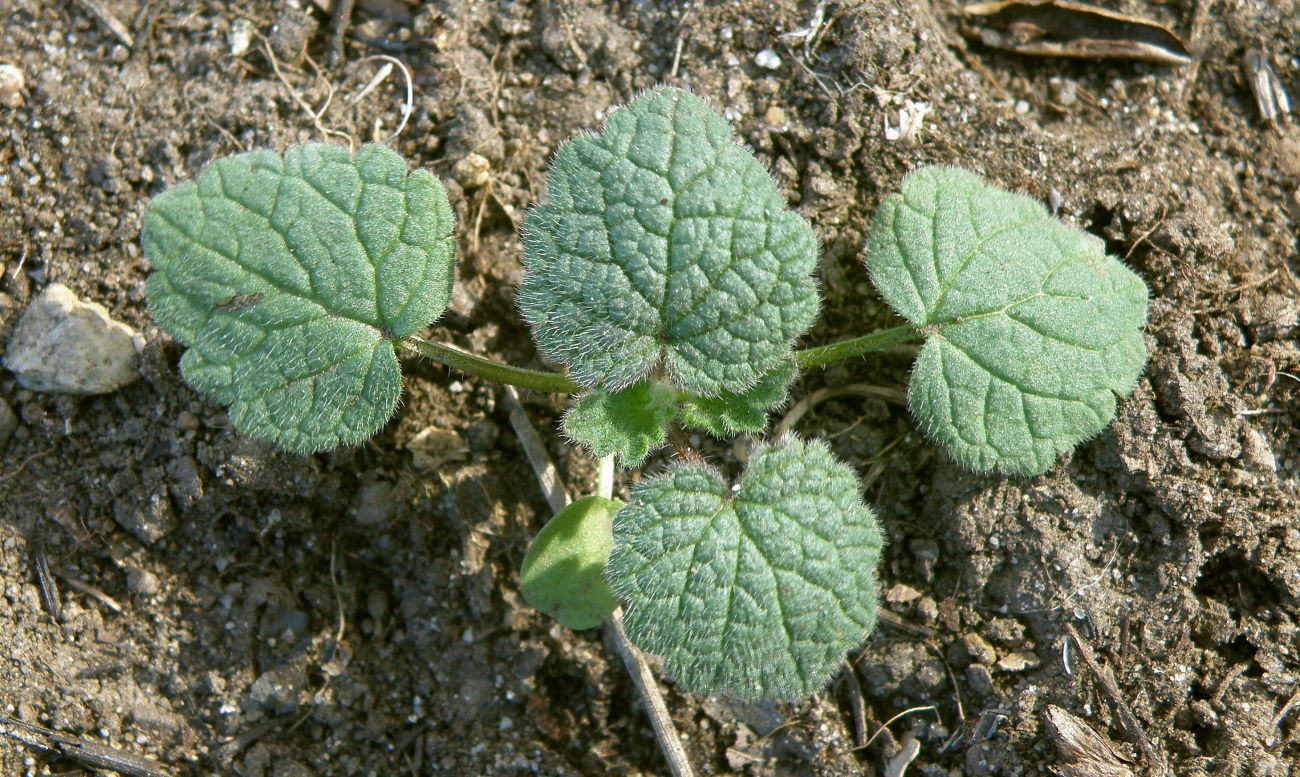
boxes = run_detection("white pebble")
[754,49,782,70]
[0,63,24,107]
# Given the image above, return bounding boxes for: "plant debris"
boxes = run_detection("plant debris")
[1244,48,1291,125]
[963,0,1193,65]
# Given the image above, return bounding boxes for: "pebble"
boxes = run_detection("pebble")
[228,18,255,56]
[885,583,922,604]
[126,568,161,595]
[996,651,1040,672]
[406,426,468,470]
[1050,77,1078,107]
[0,63,23,107]
[762,105,787,126]
[452,153,491,189]
[350,480,396,525]
[0,397,16,448]
[3,284,138,395]
[960,632,998,666]
[245,666,306,715]
[754,49,782,69]
[113,493,176,544]
[1241,427,1278,473]
[966,664,995,697]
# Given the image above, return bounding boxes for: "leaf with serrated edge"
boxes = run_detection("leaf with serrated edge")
[679,360,796,436]
[144,143,455,453]
[865,166,1148,475]
[519,86,819,397]
[608,436,883,699]
[564,382,678,466]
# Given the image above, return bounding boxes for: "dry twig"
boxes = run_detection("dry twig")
[500,388,695,777]
[1064,622,1166,776]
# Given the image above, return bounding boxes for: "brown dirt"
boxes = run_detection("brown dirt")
[2,1,1299,775]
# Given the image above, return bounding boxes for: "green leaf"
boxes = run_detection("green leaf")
[565,363,795,464]
[564,381,678,466]
[519,86,819,397]
[864,166,1149,475]
[143,143,455,453]
[679,360,796,436]
[521,496,622,630]
[607,437,883,699]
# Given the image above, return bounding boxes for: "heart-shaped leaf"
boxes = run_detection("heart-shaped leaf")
[607,437,883,699]
[519,86,819,397]
[865,166,1149,475]
[143,143,455,453]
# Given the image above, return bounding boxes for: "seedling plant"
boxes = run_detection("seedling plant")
[142,87,1149,701]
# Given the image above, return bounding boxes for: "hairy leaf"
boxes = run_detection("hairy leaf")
[143,143,455,453]
[564,382,678,466]
[678,360,796,436]
[865,166,1148,475]
[608,437,883,699]
[519,86,819,397]
[521,496,622,630]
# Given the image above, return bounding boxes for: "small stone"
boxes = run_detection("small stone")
[464,420,499,453]
[0,63,23,107]
[0,398,16,448]
[959,632,998,666]
[1049,77,1078,107]
[245,666,306,715]
[113,493,176,544]
[754,49,782,69]
[4,284,138,395]
[1241,427,1278,473]
[126,568,161,595]
[885,583,922,604]
[966,664,995,697]
[762,105,786,126]
[916,596,939,623]
[452,153,491,189]
[350,480,395,525]
[406,426,468,470]
[996,651,1040,672]
[228,18,255,56]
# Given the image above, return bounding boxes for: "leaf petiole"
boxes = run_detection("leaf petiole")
[401,327,923,395]
[396,335,582,394]
[794,323,922,370]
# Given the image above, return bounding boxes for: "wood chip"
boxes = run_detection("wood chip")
[1043,705,1134,777]
[963,0,1193,66]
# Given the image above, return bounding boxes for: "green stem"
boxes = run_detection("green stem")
[397,335,582,394]
[400,324,922,395]
[794,323,922,369]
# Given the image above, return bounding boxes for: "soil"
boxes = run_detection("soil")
[2,1,1299,775]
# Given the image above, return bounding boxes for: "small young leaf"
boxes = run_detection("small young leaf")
[521,496,623,630]
[519,86,819,397]
[143,144,455,453]
[678,360,796,436]
[563,382,678,466]
[865,166,1149,475]
[607,437,883,699]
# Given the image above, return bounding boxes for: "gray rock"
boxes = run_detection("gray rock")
[244,665,307,715]
[966,664,995,697]
[3,284,138,395]
[113,493,176,544]
[350,480,395,525]
[0,397,16,448]
[125,568,161,595]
